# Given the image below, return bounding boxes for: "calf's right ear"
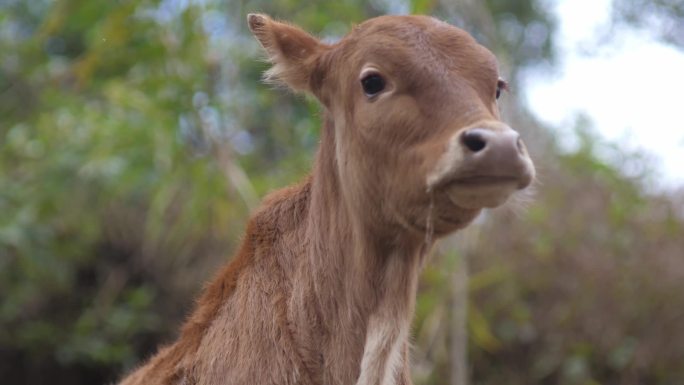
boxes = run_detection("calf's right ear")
[247,14,329,94]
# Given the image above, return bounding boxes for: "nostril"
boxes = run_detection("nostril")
[461,129,487,152]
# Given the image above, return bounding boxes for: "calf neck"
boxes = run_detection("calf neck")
[118,14,535,385]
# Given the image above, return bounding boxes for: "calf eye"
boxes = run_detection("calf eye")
[496,78,508,100]
[361,73,385,97]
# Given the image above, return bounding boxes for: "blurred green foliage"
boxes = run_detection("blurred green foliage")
[1,1,682,384]
[612,0,684,47]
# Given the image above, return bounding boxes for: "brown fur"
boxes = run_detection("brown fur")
[118,14,534,385]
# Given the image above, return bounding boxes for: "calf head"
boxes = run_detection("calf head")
[248,14,535,236]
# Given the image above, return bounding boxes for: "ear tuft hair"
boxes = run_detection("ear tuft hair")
[247,13,267,31]
[246,14,329,93]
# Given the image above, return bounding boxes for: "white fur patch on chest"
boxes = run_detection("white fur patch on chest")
[355,315,409,385]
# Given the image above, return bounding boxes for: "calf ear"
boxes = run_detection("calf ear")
[247,14,328,93]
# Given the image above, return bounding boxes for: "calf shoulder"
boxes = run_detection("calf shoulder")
[117,180,313,385]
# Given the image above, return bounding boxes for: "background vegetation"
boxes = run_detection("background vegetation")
[1,0,682,384]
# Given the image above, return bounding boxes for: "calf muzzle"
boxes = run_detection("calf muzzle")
[426,122,535,209]
[457,126,534,190]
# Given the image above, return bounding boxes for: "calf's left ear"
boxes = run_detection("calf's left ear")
[247,14,329,93]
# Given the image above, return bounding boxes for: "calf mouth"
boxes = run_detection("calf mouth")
[448,175,523,187]
[439,173,530,209]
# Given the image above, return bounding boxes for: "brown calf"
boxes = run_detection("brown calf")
[118,14,534,385]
